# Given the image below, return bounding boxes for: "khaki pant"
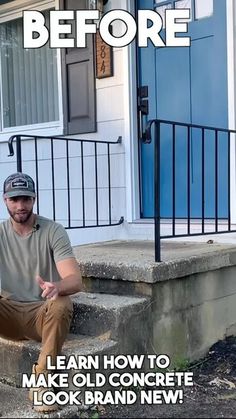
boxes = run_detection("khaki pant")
[0,296,73,373]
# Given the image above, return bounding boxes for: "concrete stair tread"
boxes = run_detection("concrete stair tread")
[0,332,117,356]
[64,332,117,355]
[71,291,148,308]
[0,333,117,388]
[0,381,81,418]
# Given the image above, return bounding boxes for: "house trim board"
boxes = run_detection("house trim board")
[227,0,236,224]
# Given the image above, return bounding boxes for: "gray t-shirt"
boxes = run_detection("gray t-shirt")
[0,215,75,302]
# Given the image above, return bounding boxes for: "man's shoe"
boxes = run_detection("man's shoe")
[28,363,58,413]
[29,386,58,413]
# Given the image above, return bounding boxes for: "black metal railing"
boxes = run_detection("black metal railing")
[144,119,236,262]
[8,134,124,229]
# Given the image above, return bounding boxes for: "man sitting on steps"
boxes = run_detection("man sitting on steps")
[0,172,82,413]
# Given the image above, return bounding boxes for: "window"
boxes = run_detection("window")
[0,0,96,135]
[0,10,59,129]
[194,0,213,19]
[154,0,213,21]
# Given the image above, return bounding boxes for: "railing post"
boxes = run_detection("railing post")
[16,136,22,172]
[154,121,161,262]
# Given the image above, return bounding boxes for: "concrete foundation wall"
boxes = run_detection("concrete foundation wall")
[151,266,236,364]
[84,267,236,365]
[77,241,236,365]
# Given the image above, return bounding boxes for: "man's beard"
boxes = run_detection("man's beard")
[7,208,33,224]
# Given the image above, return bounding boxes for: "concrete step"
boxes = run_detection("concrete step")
[0,291,151,417]
[0,332,117,388]
[0,292,150,388]
[71,292,151,354]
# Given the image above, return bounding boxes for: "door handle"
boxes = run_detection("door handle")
[138,86,150,142]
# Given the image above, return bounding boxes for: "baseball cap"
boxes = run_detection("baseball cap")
[3,172,36,198]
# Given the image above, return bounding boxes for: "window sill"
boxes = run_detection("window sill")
[0,122,63,142]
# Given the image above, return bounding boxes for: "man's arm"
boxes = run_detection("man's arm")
[36,257,83,300]
[56,257,83,295]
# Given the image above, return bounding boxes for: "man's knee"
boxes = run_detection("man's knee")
[45,296,73,321]
[0,298,24,339]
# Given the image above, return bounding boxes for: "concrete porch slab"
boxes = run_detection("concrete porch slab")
[73,240,236,284]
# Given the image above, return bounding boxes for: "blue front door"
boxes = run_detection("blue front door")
[138,0,228,218]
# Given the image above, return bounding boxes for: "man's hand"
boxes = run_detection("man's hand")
[36,275,59,300]
[36,258,82,300]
